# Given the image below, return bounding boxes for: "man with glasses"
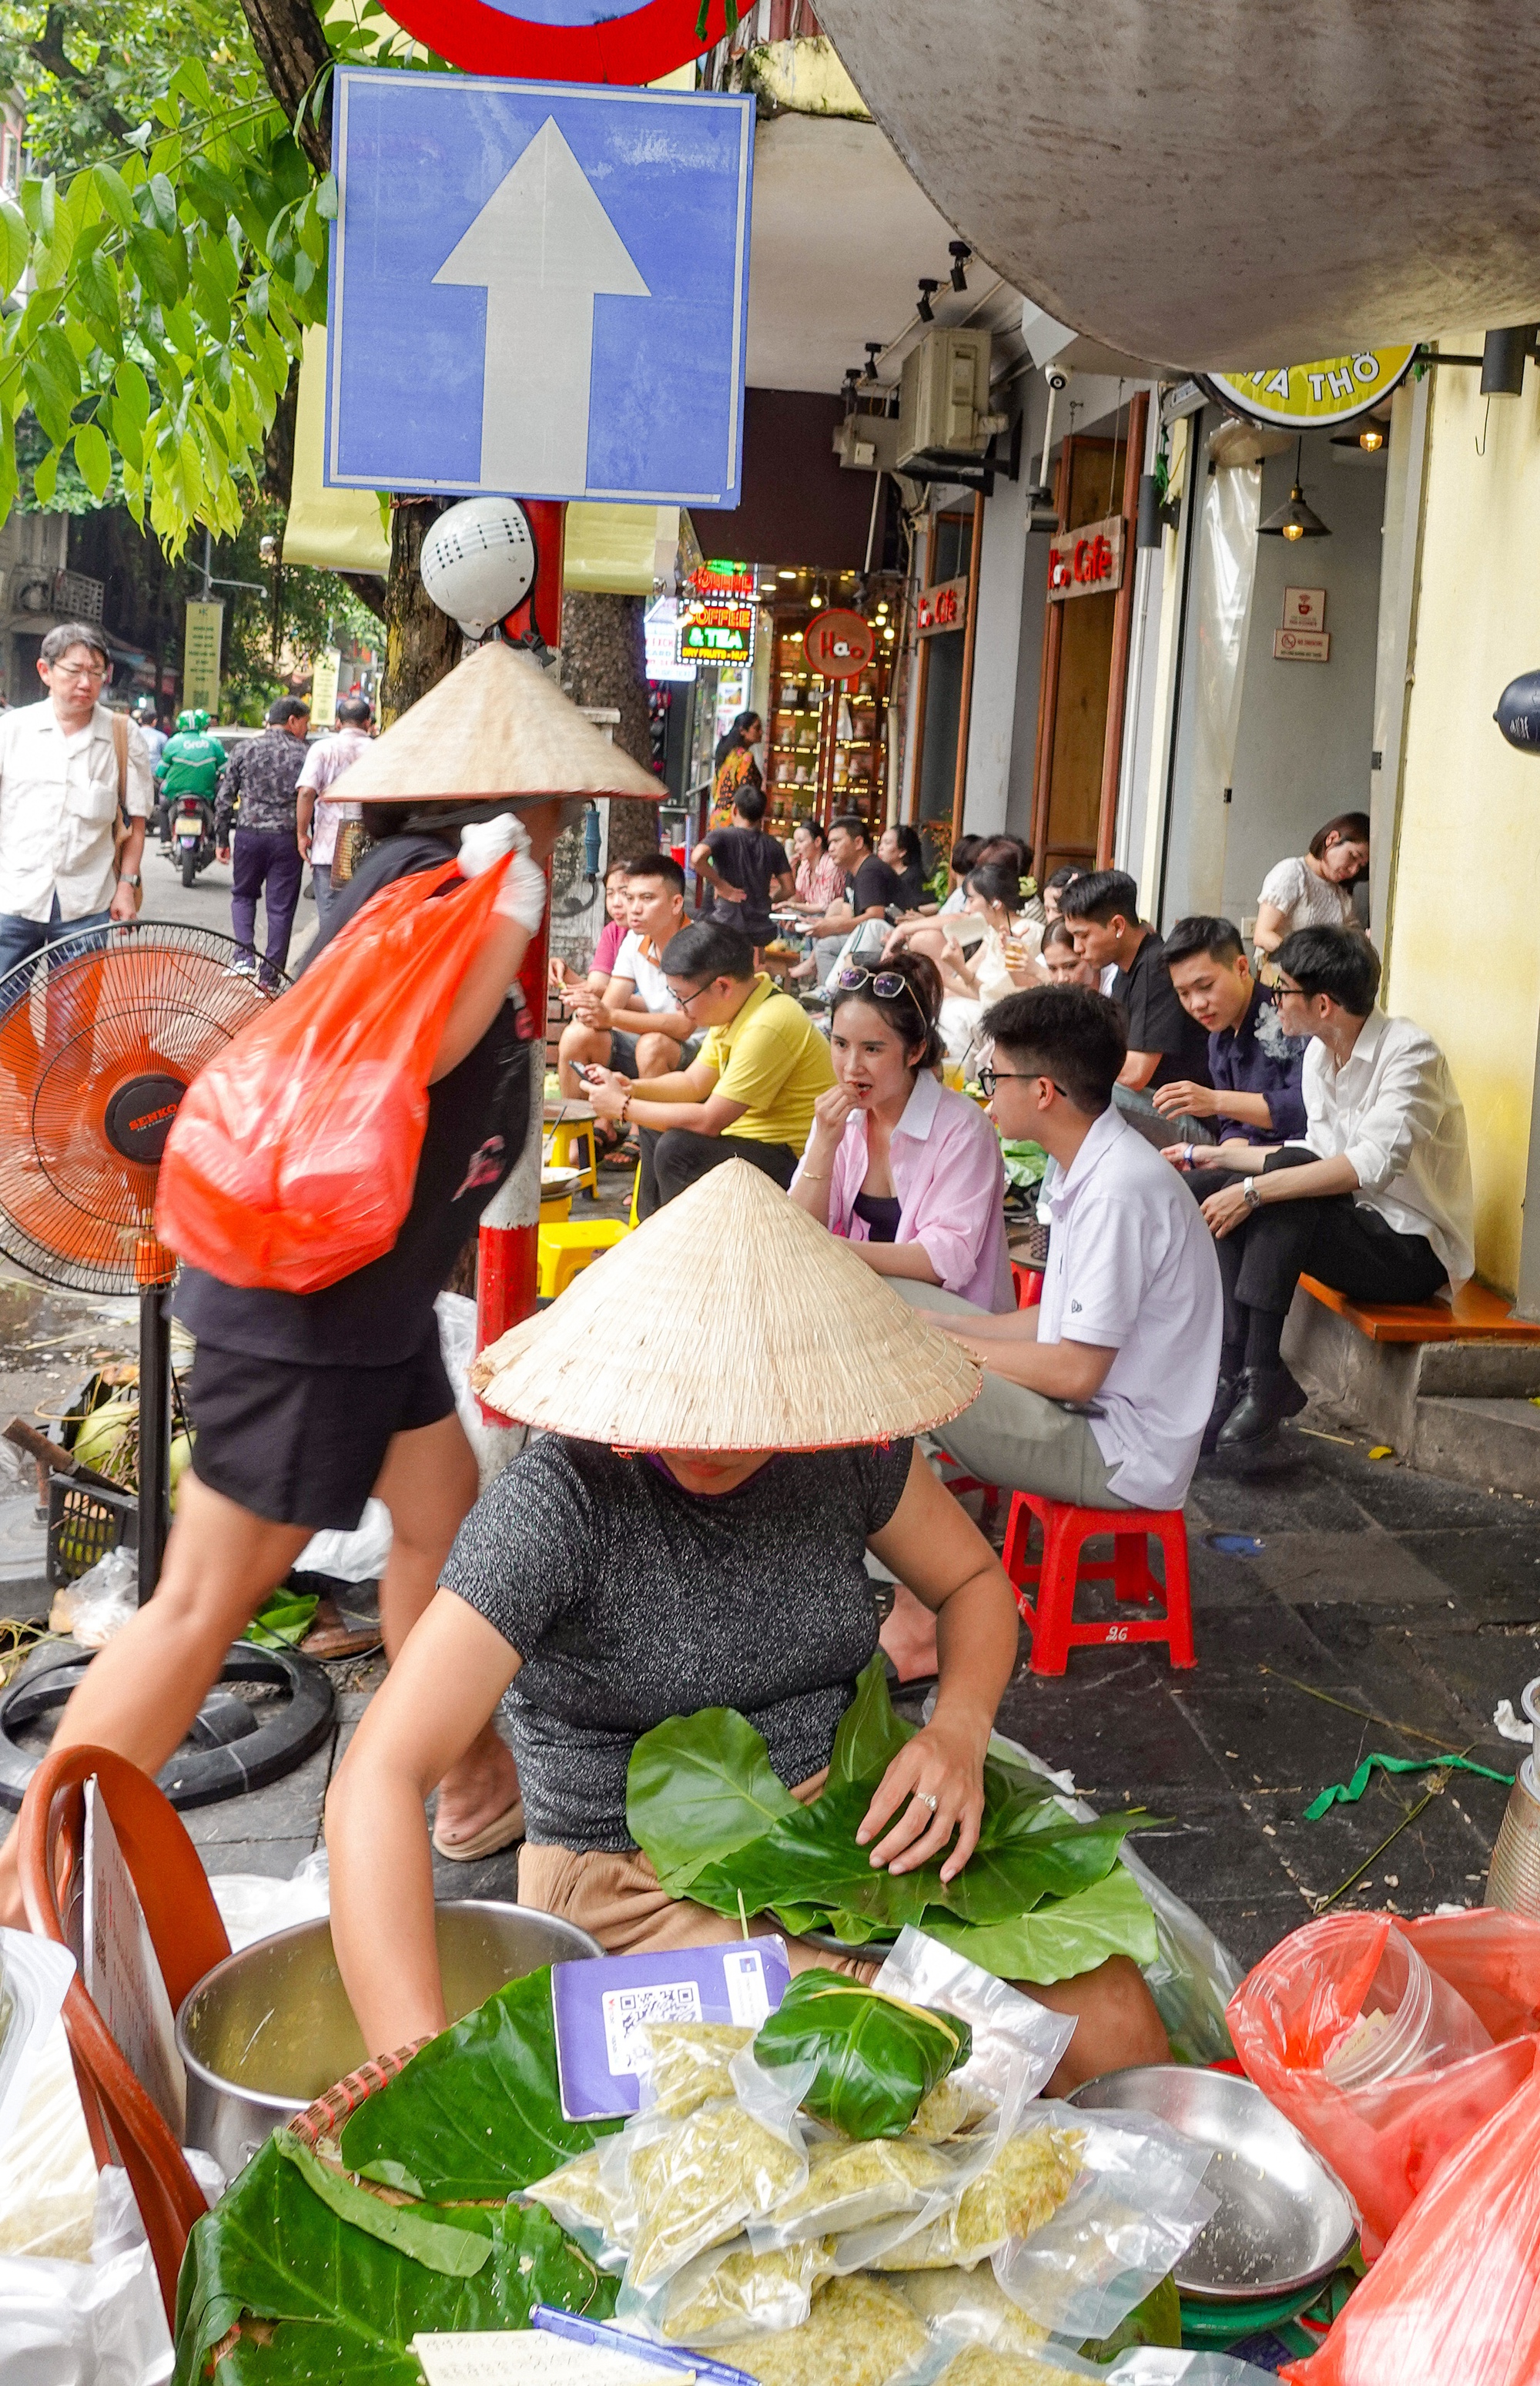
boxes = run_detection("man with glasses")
[584,919,835,1215]
[1181,927,1473,1456]
[1153,915,1307,1157]
[0,622,151,994]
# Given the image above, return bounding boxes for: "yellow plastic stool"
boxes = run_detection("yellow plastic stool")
[539,1193,573,1225]
[544,1101,599,1200]
[537,1218,629,1299]
[629,1161,642,1229]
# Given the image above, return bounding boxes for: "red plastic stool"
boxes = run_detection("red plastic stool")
[1001,1491,1195,1675]
[1010,1262,1044,1309]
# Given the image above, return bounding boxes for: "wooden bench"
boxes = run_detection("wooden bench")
[1298,1276,1540,1346]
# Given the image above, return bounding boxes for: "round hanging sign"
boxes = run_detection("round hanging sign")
[385,0,724,82]
[805,610,875,679]
[1198,347,1417,431]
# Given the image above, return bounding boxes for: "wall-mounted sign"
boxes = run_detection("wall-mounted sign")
[1274,627,1331,664]
[678,601,754,664]
[1282,585,1327,632]
[1200,347,1415,431]
[1046,514,1125,602]
[691,558,755,596]
[917,575,968,635]
[805,609,875,679]
[384,0,726,85]
[182,600,223,717]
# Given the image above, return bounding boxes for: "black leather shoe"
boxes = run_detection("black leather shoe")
[1217,1365,1308,1453]
[1201,1372,1243,1455]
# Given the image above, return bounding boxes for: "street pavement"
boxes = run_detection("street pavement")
[139,836,321,971]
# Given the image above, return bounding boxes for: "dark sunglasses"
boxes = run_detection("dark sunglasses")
[978,1064,1067,1099]
[835,967,913,1001]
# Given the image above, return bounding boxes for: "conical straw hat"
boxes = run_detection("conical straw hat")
[336,639,662,803]
[472,1161,982,1449]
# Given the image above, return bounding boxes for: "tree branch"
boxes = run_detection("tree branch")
[29,5,131,139]
[336,570,387,622]
[237,0,333,176]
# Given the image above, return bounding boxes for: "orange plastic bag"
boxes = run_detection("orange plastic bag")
[1228,1909,1540,2258]
[1281,2060,1540,2386]
[156,856,509,1293]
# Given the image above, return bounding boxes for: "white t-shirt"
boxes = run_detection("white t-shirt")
[1257,854,1354,939]
[612,929,676,1015]
[1038,1107,1224,1510]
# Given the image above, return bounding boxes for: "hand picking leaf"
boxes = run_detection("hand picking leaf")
[755,1973,973,2140]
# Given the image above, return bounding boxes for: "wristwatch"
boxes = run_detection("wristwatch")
[1242,1176,1261,1211]
[119,873,141,889]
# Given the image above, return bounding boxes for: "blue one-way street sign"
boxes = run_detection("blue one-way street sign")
[326,69,754,506]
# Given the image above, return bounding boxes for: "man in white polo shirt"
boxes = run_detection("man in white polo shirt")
[557,852,702,1096]
[0,620,152,976]
[896,984,1224,1510]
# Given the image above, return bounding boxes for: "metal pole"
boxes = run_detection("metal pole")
[136,1284,172,1603]
[201,529,213,603]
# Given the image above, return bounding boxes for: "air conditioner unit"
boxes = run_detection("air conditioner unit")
[832,412,903,474]
[897,328,995,471]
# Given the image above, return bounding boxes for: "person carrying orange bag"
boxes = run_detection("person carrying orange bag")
[0,645,664,1922]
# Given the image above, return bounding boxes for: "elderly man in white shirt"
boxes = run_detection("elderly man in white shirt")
[1192,924,1474,1454]
[0,622,151,999]
[295,692,372,917]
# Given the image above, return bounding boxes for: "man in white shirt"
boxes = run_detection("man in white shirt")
[295,692,372,918]
[1191,926,1474,1455]
[0,622,151,1004]
[556,853,702,1095]
[896,984,1224,1510]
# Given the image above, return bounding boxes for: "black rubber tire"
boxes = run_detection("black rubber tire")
[182,849,199,887]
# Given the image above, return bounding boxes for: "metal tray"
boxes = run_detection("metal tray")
[1069,2064,1356,2301]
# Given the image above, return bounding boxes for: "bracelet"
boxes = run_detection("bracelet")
[620,1091,632,1123]
[799,1171,830,1184]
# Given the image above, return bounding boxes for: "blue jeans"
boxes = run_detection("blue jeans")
[0,896,112,1055]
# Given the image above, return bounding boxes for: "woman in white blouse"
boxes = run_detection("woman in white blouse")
[1254,811,1370,960]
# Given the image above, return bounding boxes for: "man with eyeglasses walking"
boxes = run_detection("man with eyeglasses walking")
[0,622,151,997]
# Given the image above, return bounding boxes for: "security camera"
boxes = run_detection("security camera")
[1046,367,1069,392]
[420,498,538,638]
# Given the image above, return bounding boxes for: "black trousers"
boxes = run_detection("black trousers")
[1187,1147,1447,1351]
[637,1126,799,1218]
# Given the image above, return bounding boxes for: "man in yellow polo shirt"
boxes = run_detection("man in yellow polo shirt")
[584,920,834,1215]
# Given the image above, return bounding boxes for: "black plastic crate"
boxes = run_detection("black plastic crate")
[46,1476,138,1589]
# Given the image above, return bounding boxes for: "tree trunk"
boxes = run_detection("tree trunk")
[562,591,658,865]
[238,0,334,175]
[380,498,460,727]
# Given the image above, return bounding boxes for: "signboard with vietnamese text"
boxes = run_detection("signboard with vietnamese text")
[916,575,968,635]
[1200,347,1414,431]
[1047,514,1125,602]
[182,601,223,718]
[691,558,755,597]
[678,601,754,664]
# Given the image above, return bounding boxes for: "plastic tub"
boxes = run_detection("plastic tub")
[1323,1923,1491,2089]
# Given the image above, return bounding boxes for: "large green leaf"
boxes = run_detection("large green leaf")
[276,2140,491,2277]
[756,1972,971,2139]
[926,1865,1160,1984]
[627,1704,801,1895]
[826,1654,914,1788]
[337,1967,619,2203]
[172,2136,614,2386]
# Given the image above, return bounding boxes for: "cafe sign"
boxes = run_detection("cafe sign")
[1199,346,1416,431]
[1046,513,1124,602]
[805,609,875,679]
[678,601,754,663]
[916,575,968,635]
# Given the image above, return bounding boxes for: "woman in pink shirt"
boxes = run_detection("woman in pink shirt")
[792,953,1013,1311]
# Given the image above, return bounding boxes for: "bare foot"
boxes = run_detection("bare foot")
[879,1580,939,1683]
[432,1724,522,1851]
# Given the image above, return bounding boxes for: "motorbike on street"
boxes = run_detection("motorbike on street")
[169,793,219,887]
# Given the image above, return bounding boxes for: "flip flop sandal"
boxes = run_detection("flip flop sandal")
[601,1141,640,1171]
[300,1596,383,1661]
[432,1795,526,1862]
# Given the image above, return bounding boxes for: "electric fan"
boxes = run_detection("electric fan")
[0,921,334,1810]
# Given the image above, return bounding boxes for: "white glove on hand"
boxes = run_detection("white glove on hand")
[459,809,547,933]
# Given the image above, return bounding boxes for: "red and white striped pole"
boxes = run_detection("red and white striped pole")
[476,500,565,1379]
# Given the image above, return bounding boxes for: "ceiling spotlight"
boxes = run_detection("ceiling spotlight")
[949,241,971,293]
[1259,438,1331,541]
[863,341,882,383]
[916,279,939,323]
[1331,414,1388,452]
[809,583,825,609]
[875,601,889,618]
[777,568,797,581]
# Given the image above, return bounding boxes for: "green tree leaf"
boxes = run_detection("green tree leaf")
[32,444,58,506]
[0,198,28,293]
[113,357,152,429]
[72,421,112,500]
[626,1704,801,1895]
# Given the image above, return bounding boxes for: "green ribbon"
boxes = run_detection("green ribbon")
[1304,1750,1515,1821]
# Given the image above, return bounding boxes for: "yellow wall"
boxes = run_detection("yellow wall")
[1387,340,1540,1292]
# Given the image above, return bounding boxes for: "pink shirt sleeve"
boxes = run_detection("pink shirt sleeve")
[893,1099,1013,1309]
[591,918,627,976]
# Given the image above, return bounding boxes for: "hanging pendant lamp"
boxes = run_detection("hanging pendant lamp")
[1258,438,1331,541]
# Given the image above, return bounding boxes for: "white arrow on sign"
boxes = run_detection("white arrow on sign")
[434,116,650,497]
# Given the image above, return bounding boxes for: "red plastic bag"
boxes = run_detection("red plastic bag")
[1281,2060,1540,2386]
[156,856,508,1293]
[1229,1909,1540,2257]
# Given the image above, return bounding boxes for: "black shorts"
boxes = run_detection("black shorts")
[184,1328,457,1533]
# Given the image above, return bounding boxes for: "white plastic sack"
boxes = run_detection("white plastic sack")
[0,2022,98,2262]
[207,1848,330,1953]
[0,2242,171,2386]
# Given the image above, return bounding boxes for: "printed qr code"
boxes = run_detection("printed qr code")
[602,1979,703,2075]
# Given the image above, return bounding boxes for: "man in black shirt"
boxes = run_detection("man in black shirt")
[1061,870,1211,1096]
[804,813,902,983]
[690,782,794,947]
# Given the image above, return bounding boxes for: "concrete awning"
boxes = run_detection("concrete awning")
[815,0,1540,369]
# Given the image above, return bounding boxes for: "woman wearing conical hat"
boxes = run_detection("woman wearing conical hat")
[326,1163,1170,2092]
[0,645,663,1926]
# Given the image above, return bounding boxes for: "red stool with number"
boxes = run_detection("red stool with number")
[1001,1492,1194,1676]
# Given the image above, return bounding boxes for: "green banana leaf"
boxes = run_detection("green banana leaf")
[624,1704,801,1895]
[172,2135,615,2386]
[755,1972,972,2139]
[242,1589,320,1650]
[926,1864,1159,1984]
[338,1968,620,2203]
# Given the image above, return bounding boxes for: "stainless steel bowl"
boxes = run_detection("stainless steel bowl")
[176,1900,600,2180]
[1068,2064,1356,2301]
